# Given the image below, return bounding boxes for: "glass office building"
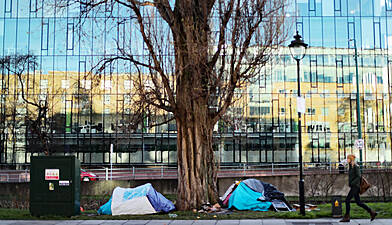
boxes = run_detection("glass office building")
[1,0,392,166]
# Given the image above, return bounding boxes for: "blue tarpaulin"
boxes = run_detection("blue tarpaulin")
[97,198,112,215]
[97,183,175,215]
[228,182,272,211]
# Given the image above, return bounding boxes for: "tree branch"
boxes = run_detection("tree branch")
[128,0,176,109]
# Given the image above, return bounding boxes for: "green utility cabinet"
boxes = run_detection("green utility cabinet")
[30,156,81,216]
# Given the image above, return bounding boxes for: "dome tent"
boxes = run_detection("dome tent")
[228,182,272,211]
[98,183,175,215]
[220,178,292,212]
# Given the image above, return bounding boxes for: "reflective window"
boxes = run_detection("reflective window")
[0,0,392,165]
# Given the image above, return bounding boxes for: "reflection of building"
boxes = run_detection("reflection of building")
[1,1,392,166]
[243,47,391,163]
[2,46,392,165]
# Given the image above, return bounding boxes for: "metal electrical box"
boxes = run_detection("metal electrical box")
[30,156,81,216]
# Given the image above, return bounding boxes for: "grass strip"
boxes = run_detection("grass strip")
[0,202,391,220]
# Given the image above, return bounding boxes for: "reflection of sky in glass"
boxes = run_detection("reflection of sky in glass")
[3,1,392,165]
[0,0,392,73]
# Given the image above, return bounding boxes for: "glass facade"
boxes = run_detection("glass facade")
[1,0,392,166]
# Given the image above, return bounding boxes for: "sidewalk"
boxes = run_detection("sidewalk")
[0,219,390,225]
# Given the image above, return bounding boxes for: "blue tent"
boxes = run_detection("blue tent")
[98,183,175,215]
[228,182,272,211]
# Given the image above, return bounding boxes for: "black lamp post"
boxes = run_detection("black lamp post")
[349,38,363,170]
[289,31,308,216]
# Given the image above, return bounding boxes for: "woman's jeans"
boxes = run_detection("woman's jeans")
[345,186,371,215]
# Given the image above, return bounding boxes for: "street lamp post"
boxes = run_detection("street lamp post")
[289,31,308,216]
[290,90,293,133]
[349,38,363,168]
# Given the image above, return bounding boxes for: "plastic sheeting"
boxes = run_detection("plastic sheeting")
[243,178,265,194]
[228,182,272,211]
[97,198,112,215]
[113,195,156,215]
[220,183,235,202]
[97,183,175,215]
[111,186,157,215]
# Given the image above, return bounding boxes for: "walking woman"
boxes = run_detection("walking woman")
[340,154,377,222]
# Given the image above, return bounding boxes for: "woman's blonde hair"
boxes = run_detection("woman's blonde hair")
[347,154,356,165]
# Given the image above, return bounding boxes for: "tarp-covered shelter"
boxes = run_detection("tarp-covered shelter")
[98,183,175,215]
[220,178,292,212]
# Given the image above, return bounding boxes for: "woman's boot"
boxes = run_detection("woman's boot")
[370,210,378,221]
[340,214,350,222]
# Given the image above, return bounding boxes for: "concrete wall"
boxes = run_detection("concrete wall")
[81,179,178,196]
[1,172,389,202]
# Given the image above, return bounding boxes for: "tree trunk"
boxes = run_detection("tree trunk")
[176,103,218,210]
[170,2,218,210]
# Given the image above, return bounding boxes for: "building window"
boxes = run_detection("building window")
[104,95,111,105]
[5,0,12,13]
[309,0,315,12]
[322,107,329,116]
[30,0,37,12]
[319,90,330,97]
[387,0,392,11]
[41,22,49,50]
[81,108,90,115]
[16,107,27,115]
[81,80,91,89]
[124,94,131,104]
[338,107,345,116]
[0,94,5,104]
[0,80,5,90]
[124,80,132,90]
[101,80,112,90]
[61,80,70,89]
[280,107,285,115]
[39,93,47,101]
[231,107,243,116]
[61,94,66,103]
[337,90,346,98]
[307,108,315,115]
[260,107,270,115]
[40,80,48,89]
[66,23,74,50]
[250,106,270,116]
[334,0,341,11]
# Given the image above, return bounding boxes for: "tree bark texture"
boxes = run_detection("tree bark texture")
[171,2,218,210]
[176,106,218,210]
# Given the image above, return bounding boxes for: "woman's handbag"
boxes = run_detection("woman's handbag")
[360,176,371,194]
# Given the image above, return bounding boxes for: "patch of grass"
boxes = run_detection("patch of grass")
[163,194,177,202]
[1,202,392,220]
[286,196,392,204]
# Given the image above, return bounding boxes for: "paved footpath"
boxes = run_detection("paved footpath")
[0,219,390,225]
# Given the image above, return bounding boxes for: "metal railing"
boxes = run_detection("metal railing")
[0,169,30,183]
[91,166,178,180]
[1,161,390,183]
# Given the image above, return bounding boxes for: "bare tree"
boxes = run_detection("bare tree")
[319,174,336,199]
[366,170,392,202]
[305,174,321,199]
[53,0,289,210]
[0,54,55,156]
